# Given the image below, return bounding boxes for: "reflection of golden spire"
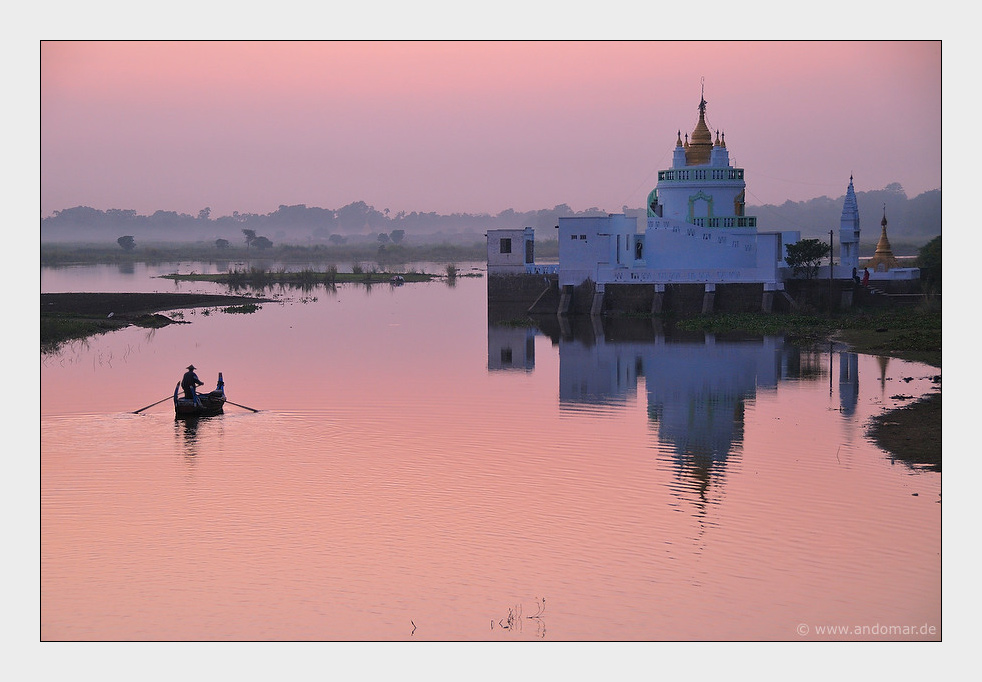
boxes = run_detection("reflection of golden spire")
[876,355,890,394]
[865,205,900,272]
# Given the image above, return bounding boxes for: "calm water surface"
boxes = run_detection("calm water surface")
[41,264,941,641]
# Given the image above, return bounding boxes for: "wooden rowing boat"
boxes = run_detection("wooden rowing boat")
[174,372,227,417]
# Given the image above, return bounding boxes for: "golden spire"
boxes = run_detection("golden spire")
[685,82,713,165]
[865,204,900,272]
[677,130,683,147]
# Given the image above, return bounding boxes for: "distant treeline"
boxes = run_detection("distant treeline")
[41,183,940,252]
[750,183,941,247]
[41,201,614,245]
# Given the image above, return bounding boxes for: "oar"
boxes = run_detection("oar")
[226,400,260,413]
[133,396,173,414]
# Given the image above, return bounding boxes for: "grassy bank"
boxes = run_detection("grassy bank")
[161,265,475,287]
[867,393,941,471]
[675,304,941,367]
[41,292,272,352]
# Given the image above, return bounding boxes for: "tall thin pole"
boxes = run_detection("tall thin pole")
[829,229,834,315]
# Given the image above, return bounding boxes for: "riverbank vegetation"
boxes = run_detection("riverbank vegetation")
[156,262,478,288]
[40,293,272,353]
[867,393,941,472]
[677,303,941,468]
[675,304,941,367]
[160,266,455,288]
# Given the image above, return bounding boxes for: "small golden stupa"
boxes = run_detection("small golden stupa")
[865,205,900,272]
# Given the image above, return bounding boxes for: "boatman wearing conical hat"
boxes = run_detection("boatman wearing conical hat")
[181,364,204,403]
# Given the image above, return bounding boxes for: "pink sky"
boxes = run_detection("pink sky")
[40,41,941,218]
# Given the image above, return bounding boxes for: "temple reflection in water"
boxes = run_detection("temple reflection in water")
[488,315,860,516]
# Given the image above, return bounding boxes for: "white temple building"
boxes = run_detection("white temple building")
[488,88,919,312]
[489,91,800,296]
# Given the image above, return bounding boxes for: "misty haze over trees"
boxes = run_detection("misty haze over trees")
[748,183,940,251]
[41,183,940,254]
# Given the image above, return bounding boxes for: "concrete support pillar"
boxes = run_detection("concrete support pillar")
[702,283,715,314]
[762,282,780,313]
[558,285,573,316]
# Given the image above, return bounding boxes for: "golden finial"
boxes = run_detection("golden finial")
[685,80,713,164]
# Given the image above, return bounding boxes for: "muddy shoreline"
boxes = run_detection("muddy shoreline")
[41,292,270,317]
[41,292,272,351]
[866,392,941,471]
